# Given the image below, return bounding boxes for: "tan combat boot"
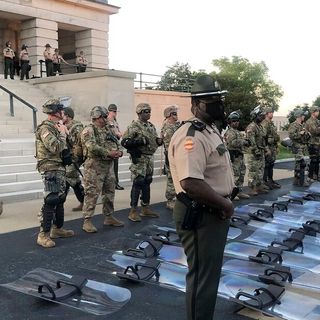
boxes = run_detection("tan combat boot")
[82,218,97,233]
[0,201,3,216]
[140,206,159,218]
[104,215,124,227]
[37,232,55,248]
[50,225,74,239]
[256,185,269,194]
[237,192,250,199]
[233,196,240,201]
[72,202,83,212]
[166,200,175,210]
[247,187,258,196]
[128,208,141,222]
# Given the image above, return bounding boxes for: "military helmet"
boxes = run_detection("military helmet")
[64,107,74,119]
[310,105,320,113]
[227,111,241,122]
[293,109,305,118]
[136,103,151,114]
[190,74,227,97]
[42,98,64,114]
[21,44,28,50]
[163,105,177,118]
[90,106,108,119]
[250,105,266,120]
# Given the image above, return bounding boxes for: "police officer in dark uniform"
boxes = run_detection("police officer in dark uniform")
[168,74,235,320]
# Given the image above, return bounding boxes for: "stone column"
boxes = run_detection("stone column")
[20,18,58,77]
[75,29,108,71]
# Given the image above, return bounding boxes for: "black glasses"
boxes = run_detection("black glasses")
[142,110,151,114]
[170,112,177,116]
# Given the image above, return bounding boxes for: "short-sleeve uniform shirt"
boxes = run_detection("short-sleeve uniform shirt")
[168,119,234,196]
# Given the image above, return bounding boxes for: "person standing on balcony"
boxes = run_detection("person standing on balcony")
[35,98,74,248]
[160,105,180,210]
[19,44,30,80]
[43,44,54,77]
[3,41,15,79]
[107,104,124,190]
[121,103,163,222]
[76,51,88,73]
[53,48,68,75]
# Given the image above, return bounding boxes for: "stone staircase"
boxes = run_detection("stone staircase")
[0,79,165,203]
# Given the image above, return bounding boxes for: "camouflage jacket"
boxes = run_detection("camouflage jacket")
[288,121,310,147]
[66,119,84,161]
[245,122,266,156]
[122,119,159,155]
[261,119,280,147]
[224,127,247,152]
[160,121,180,151]
[305,117,320,145]
[107,118,121,140]
[81,123,120,161]
[35,119,67,172]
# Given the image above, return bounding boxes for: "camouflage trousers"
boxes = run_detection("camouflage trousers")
[165,163,175,201]
[247,154,265,188]
[231,155,246,188]
[130,154,154,179]
[82,158,115,219]
[65,163,81,187]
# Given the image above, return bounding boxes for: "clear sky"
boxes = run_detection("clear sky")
[108,0,320,116]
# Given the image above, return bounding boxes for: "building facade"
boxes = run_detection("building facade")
[0,0,118,76]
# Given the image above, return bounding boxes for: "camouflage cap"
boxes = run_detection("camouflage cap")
[310,105,320,113]
[90,106,108,119]
[293,109,305,118]
[42,98,64,114]
[263,106,274,113]
[108,104,118,112]
[163,105,177,118]
[64,107,74,119]
[191,74,227,97]
[136,103,151,114]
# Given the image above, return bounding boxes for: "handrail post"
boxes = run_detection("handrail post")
[9,94,14,116]
[139,72,142,89]
[32,110,37,132]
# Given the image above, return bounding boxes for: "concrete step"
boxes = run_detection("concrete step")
[0,155,36,165]
[0,162,36,174]
[0,179,43,193]
[0,171,40,184]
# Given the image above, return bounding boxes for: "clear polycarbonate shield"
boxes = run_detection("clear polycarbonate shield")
[0,268,131,316]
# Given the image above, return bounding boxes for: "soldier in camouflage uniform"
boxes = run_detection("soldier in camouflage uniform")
[289,109,311,186]
[121,103,163,222]
[81,106,124,233]
[160,105,180,210]
[225,111,250,200]
[62,107,85,211]
[305,106,320,181]
[245,106,269,196]
[35,98,74,248]
[261,106,281,189]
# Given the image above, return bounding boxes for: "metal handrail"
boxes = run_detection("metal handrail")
[0,84,38,132]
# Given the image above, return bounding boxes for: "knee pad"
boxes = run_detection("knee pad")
[145,175,153,185]
[58,193,67,204]
[133,175,145,187]
[44,193,60,206]
[300,159,306,169]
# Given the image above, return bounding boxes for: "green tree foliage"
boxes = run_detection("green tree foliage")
[210,56,283,128]
[313,96,320,107]
[157,62,201,92]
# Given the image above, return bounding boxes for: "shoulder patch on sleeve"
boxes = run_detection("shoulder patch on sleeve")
[184,138,195,151]
[42,131,50,139]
